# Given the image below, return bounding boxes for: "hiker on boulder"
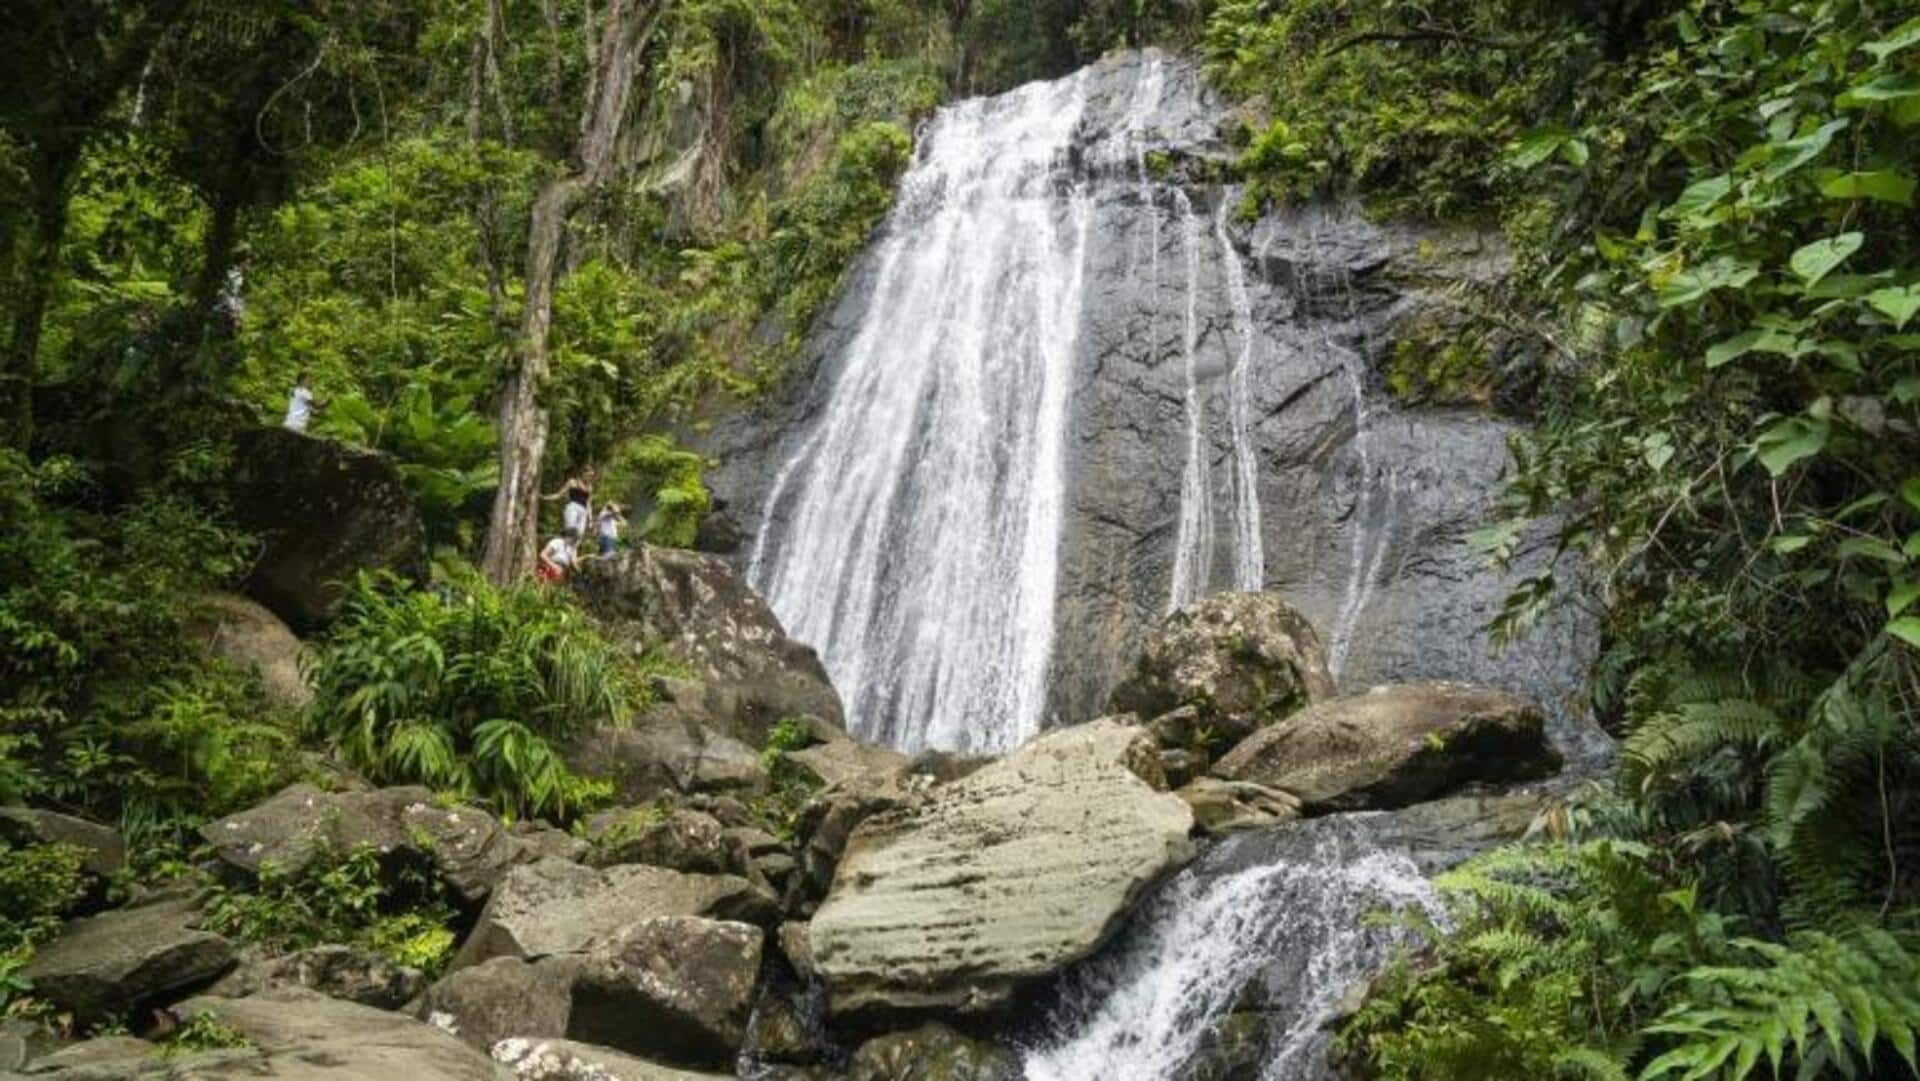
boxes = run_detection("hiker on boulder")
[536,528,582,584]
[283,370,329,433]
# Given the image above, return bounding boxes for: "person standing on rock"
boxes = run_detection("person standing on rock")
[536,527,582,584]
[283,370,328,433]
[595,502,626,557]
[544,468,596,539]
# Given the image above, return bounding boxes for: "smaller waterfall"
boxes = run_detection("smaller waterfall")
[1168,190,1215,612]
[1023,817,1440,1081]
[1216,202,1265,592]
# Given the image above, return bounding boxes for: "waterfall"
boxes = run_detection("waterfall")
[1167,190,1215,613]
[748,70,1095,754]
[1216,202,1266,593]
[1022,816,1440,1080]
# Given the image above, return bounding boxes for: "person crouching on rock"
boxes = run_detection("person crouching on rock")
[536,528,582,584]
[596,503,626,557]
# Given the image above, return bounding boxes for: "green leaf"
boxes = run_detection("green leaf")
[1756,416,1829,476]
[1861,18,1920,62]
[1903,477,1920,513]
[1658,258,1761,308]
[1818,170,1916,207]
[1763,119,1848,181]
[1507,130,1568,170]
[1887,579,1920,618]
[1770,534,1814,554]
[1888,617,1920,650]
[1669,173,1732,221]
[1789,234,1863,288]
[1839,73,1920,107]
[1837,537,1906,565]
[1867,287,1920,330]
[1707,329,1764,368]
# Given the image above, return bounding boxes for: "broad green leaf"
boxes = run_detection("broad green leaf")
[1789,233,1863,287]
[1658,258,1761,307]
[1888,579,1920,618]
[1896,378,1920,405]
[1861,18,1920,61]
[1669,173,1732,221]
[1561,138,1590,167]
[1888,617,1920,650]
[1507,130,1568,170]
[1837,536,1906,565]
[1840,72,1920,106]
[1756,416,1829,476]
[1770,534,1814,554]
[1867,287,1920,330]
[1818,170,1916,206]
[1903,477,1920,512]
[1762,119,1848,181]
[1707,329,1764,367]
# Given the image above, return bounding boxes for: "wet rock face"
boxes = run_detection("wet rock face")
[808,719,1194,1020]
[692,49,1604,762]
[846,1023,1022,1081]
[1210,681,1562,813]
[226,426,426,630]
[573,546,843,749]
[570,917,765,1070]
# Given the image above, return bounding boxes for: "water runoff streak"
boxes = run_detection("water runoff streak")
[749,71,1095,754]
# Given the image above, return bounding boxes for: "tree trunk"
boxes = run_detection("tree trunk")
[2,153,76,450]
[480,0,665,584]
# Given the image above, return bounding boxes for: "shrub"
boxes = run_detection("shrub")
[305,564,626,820]
[203,843,457,975]
[0,841,91,950]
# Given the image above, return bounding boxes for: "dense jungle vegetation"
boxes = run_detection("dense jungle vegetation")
[2,0,1919,1076]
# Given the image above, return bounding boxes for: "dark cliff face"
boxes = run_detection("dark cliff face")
[692,50,1608,764]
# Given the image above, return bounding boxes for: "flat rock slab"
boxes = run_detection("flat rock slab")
[23,897,233,1022]
[1211,681,1562,812]
[0,808,124,876]
[809,719,1194,1018]
[452,859,767,970]
[492,1038,732,1081]
[167,989,509,1079]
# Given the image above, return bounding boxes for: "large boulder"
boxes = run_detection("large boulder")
[227,426,426,630]
[583,807,731,875]
[846,1024,1021,1081]
[452,858,771,970]
[200,784,528,906]
[184,592,312,710]
[1210,682,1562,812]
[808,719,1194,1018]
[1175,777,1302,836]
[570,716,769,805]
[570,917,764,1070]
[0,808,124,876]
[492,1038,732,1080]
[572,547,843,748]
[149,989,507,1079]
[23,895,234,1022]
[418,955,585,1054]
[1109,593,1337,749]
[208,944,424,1009]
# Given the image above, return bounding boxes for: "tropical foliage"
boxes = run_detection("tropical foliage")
[305,565,630,820]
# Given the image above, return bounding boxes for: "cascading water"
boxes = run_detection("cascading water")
[748,71,1096,754]
[1023,816,1441,1081]
[1167,190,1216,612]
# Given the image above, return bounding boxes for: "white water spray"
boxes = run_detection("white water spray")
[749,72,1095,754]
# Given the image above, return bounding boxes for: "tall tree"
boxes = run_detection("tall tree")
[0,0,190,448]
[481,0,667,584]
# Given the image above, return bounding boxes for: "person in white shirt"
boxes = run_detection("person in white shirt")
[283,371,328,432]
[537,528,581,584]
[596,503,626,557]
[543,469,596,538]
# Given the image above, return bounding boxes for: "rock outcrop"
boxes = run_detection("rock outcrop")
[0,808,124,877]
[570,917,764,1070]
[451,858,770,970]
[493,1037,733,1080]
[1175,777,1303,836]
[570,715,769,805]
[184,592,313,710]
[200,784,527,905]
[208,944,423,1009]
[1210,682,1562,812]
[573,546,843,748]
[1110,592,1337,748]
[155,989,504,1079]
[417,955,585,1053]
[845,1024,1021,1081]
[227,426,426,629]
[23,895,234,1022]
[808,718,1194,1018]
